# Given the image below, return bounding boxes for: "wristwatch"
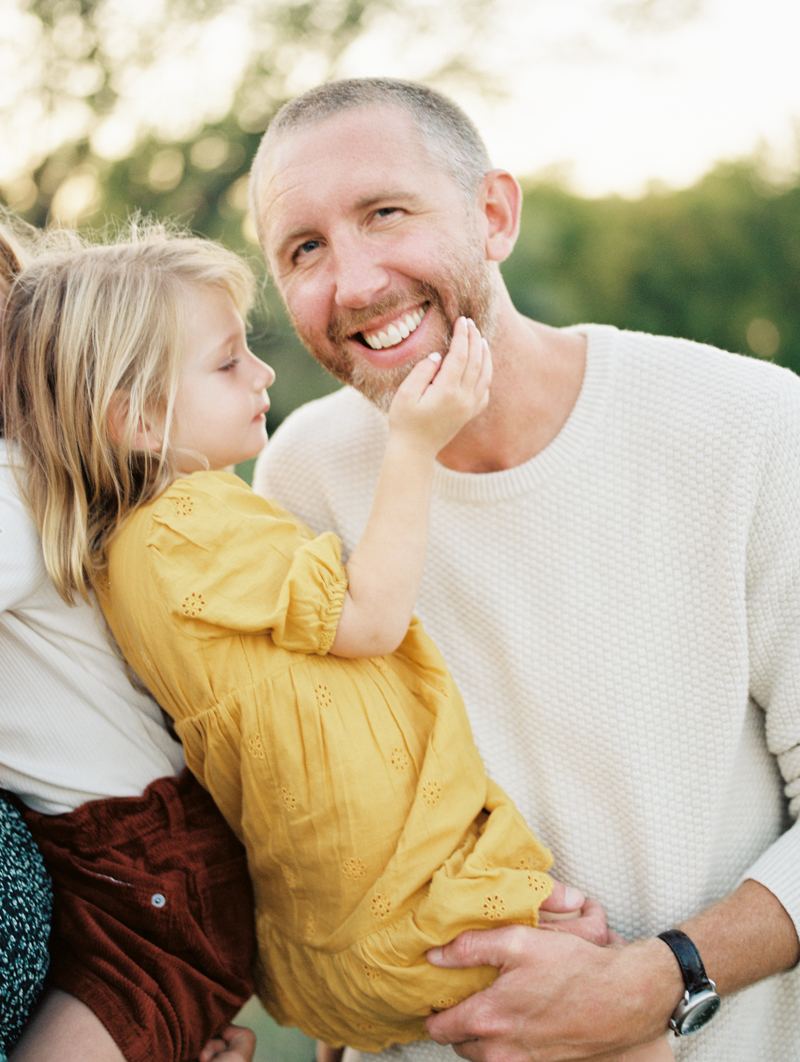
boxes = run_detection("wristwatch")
[657,929,721,1035]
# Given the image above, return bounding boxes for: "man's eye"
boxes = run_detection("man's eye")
[375,207,398,218]
[294,239,321,260]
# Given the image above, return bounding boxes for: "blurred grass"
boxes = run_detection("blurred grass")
[234,997,316,1062]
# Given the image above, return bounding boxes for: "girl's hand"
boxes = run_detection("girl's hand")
[197,1024,257,1062]
[387,317,491,454]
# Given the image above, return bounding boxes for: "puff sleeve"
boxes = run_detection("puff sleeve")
[145,472,348,655]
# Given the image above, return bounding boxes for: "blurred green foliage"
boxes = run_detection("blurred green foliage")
[2,0,503,428]
[5,5,797,435]
[1,7,798,465]
[8,145,800,438]
[505,159,800,376]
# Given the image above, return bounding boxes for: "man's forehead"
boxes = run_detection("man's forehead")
[264,106,421,184]
[256,107,441,237]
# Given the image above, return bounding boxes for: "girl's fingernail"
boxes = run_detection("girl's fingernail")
[428,351,442,363]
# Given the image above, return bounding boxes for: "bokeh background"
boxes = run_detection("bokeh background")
[2,0,799,1056]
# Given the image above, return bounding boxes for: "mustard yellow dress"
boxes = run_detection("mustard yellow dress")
[100,471,554,1050]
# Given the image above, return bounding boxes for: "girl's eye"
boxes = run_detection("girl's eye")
[219,358,239,372]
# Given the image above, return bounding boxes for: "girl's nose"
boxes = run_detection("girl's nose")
[250,350,275,389]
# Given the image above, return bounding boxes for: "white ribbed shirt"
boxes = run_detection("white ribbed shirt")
[255,325,800,1061]
[0,440,184,814]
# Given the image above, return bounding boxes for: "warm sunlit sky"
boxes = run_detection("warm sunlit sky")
[341,0,800,195]
[2,0,799,200]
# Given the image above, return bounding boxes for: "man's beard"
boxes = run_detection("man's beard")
[288,241,498,413]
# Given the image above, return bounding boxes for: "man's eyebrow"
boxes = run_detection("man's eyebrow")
[354,190,424,210]
[273,190,424,263]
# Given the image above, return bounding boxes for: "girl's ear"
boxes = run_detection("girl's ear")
[476,169,522,264]
[107,391,163,452]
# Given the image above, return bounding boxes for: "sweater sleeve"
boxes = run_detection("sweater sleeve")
[147,472,348,655]
[742,371,800,930]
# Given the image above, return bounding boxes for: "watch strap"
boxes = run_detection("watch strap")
[657,928,712,993]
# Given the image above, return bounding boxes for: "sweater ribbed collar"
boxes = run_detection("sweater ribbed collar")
[429,323,618,504]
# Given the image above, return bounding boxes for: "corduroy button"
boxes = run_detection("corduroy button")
[151,893,167,908]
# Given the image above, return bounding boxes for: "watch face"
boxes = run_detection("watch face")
[677,990,721,1035]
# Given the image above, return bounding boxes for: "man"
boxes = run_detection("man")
[249,78,800,1061]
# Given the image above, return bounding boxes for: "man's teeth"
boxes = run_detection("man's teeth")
[362,307,425,350]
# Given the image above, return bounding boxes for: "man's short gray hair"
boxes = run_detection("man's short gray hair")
[250,77,493,233]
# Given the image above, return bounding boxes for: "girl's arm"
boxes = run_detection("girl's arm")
[330,317,491,658]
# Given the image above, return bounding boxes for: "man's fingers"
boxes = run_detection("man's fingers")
[539,878,585,915]
[427,924,531,971]
[537,896,610,945]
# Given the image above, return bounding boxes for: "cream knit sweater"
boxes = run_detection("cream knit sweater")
[254,324,800,1061]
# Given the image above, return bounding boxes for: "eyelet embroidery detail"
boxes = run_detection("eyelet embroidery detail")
[181,592,206,616]
[482,895,506,920]
[314,683,333,710]
[305,912,316,936]
[527,873,551,894]
[390,748,410,771]
[371,893,392,919]
[172,495,194,516]
[247,734,266,759]
[363,964,382,982]
[434,996,458,1010]
[421,780,442,806]
[342,858,367,881]
[516,854,539,870]
[281,787,297,811]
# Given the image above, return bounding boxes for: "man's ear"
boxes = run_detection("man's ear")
[477,169,522,264]
[107,391,163,451]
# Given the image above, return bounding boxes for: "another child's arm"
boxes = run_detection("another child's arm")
[197,1024,257,1062]
[330,317,491,658]
[10,989,256,1062]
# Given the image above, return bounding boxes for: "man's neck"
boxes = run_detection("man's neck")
[436,312,587,474]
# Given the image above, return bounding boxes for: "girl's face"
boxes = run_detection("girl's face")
[171,284,274,473]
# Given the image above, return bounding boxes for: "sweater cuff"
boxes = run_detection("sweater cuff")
[741,818,800,937]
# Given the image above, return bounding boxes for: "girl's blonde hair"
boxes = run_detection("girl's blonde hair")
[0,212,39,435]
[1,217,256,603]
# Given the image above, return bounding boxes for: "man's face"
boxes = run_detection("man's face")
[255,106,497,409]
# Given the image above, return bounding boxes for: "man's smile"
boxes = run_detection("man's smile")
[357,305,427,350]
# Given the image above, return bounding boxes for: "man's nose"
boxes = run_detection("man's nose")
[331,237,391,310]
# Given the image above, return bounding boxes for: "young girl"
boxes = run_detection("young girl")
[2,221,671,1062]
[0,218,256,1062]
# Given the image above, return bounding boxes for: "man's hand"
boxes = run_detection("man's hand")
[535,881,612,943]
[425,927,677,1062]
[197,1024,257,1062]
